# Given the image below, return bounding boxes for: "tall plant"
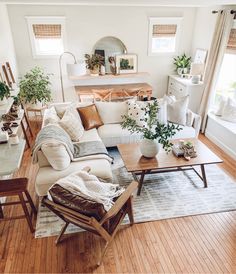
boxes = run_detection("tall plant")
[121,101,182,152]
[19,67,52,104]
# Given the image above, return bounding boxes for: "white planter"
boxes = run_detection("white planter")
[140,139,160,158]
[0,97,8,106]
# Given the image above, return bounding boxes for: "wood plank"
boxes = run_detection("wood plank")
[0,123,236,273]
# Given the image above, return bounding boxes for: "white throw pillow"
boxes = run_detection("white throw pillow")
[41,142,71,170]
[167,95,189,125]
[59,110,84,141]
[156,99,167,124]
[186,109,195,127]
[221,98,236,123]
[44,107,60,126]
[215,97,227,116]
[55,103,82,123]
[95,101,128,124]
[127,100,147,127]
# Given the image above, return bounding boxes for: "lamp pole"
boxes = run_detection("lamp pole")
[59,51,77,102]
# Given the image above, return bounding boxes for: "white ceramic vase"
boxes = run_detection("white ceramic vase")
[0,97,8,106]
[140,139,160,158]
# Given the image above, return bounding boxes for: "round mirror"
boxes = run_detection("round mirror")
[93,36,127,74]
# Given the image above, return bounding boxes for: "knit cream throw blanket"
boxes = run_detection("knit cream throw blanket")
[48,171,125,211]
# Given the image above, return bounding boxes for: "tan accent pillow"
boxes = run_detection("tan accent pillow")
[77,104,103,130]
[59,110,84,141]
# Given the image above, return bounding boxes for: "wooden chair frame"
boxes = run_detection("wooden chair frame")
[42,180,138,266]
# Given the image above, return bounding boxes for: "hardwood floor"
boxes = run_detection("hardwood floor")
[0,120,236,273]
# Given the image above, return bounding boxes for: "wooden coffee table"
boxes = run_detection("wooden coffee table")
[117,139,223,195]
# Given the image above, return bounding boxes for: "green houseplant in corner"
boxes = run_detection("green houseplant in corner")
[121,100,182,158]
[173,53,191,75]
[0,81,10,106]
[85,54,104,76]
[19,66,52,109]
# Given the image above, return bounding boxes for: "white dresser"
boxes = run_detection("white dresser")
[167,75,204,113]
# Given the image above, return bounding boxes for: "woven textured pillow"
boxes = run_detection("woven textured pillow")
[221,98,236,123]
[77,104,103,130]
[59,110,84,141]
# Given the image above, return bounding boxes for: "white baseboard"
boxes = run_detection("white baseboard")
[205,131,236,161]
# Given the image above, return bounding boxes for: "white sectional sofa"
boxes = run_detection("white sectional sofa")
[34,100,201,196]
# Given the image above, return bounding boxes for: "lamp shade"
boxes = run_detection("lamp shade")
[67,62,86,77]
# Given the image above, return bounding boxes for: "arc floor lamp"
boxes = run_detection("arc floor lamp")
[59,51,86,102]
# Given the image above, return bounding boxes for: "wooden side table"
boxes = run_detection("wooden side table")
[26,105,47,120]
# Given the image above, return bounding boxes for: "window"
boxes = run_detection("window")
[26,17,66,58]
[214,20,236,105]
[148,17,182,56]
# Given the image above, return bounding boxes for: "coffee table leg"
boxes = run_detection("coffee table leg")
[137,171,146,196]
[0,201,4,219]
[200,164,207,188]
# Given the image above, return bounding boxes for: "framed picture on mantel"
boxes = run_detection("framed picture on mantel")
[116,54,137,74]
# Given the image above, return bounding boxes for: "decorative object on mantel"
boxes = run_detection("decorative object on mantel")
[108,56,117,75]
[19,67,52,109]
[116,54,138,74]
[173,53,191,76]
[121,100,182,158]
[0,81,10,106]
[84,53,104,76]
[93,36,127,74]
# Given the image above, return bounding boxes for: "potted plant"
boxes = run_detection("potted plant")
[85,54,104,76]
[0,81,10,106]
[173,53,191,75]
[19,66,52,109]
[121,101,182,158]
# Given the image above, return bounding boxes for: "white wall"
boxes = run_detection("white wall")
[190,6,219,58]
[7,5,196,102]
[0,4,18,83]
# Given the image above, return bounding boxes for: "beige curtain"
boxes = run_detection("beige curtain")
[199,10,234,132]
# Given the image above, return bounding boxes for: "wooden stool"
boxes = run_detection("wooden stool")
[0,178,37,233]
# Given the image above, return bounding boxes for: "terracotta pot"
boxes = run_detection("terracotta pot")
[139,139,160,158]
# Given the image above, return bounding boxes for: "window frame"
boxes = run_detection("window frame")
[26,16,66,59]
[148,17,183,56]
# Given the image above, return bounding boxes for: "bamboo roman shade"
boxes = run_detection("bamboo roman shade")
[33,24,62,39]
[227,28,236,52]
[152,24,177,37]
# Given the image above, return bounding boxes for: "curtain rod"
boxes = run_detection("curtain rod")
[212,9,236,14]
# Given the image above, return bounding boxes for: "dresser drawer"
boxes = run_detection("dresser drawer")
[168,78,188,97]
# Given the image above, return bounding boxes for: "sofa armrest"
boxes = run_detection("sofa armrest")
[192,113,202,137]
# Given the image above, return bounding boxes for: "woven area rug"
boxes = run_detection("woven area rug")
[35,148,236,238]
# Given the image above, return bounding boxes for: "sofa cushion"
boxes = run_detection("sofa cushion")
[95,101,128,124]
[167,95,189,125]
[43,106,60,126]
[49,184,107,221]
[127,100,147,127]
[171,124,196,139]
[35,159,113,196]
[79,128,102,143]
[77,104,103,130]
[221,98,236,123]
[41,142,71,170]
[59,110,84,142]
[97,123,142,147]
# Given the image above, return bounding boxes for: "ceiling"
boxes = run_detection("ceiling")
[0,0,235,6]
